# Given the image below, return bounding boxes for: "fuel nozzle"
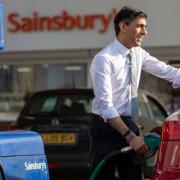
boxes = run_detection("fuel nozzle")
[144,133,161,159]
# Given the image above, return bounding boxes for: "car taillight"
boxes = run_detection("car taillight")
[162,120,180,141]
[161,110,180,141]
[8,122,19,130]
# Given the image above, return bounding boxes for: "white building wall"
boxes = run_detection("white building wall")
[1,0,180,51]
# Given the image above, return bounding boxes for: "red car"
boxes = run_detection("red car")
[152,109,180,180]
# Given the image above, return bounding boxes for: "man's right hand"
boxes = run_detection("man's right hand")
[108,116,149,154]
[129,135,149,154]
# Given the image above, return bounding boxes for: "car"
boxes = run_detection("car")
[10,88,94,180]
[8,88,169,179]
[151,109,180,180]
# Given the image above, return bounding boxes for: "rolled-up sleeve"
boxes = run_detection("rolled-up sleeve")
[90,55,119,121]
[142,51,180,88]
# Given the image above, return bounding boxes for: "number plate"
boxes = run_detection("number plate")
[41,133,76,144]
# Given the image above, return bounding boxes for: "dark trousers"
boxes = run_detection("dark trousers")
[90,114,143,180]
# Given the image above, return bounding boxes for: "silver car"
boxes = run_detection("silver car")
[138,90,169,178]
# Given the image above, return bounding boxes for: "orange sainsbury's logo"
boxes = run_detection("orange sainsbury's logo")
[7,9,117,34]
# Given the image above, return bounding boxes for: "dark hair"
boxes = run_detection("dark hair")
[114,6,147,36]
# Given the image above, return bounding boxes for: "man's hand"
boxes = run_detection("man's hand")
[129,135,149,154]
[108,117,148,154]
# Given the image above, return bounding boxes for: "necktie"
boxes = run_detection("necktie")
[127,52,139,121]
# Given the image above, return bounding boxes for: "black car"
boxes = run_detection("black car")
[9,88,169,179]
[12,89,94,180]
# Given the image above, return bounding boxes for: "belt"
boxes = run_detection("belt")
[120,116,132,119]
[92,113,132,120]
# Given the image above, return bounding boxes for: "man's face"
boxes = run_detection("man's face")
[121,17,147,49]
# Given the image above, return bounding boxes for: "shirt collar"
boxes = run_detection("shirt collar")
[113,38,132,57]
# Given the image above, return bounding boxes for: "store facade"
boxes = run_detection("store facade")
[0,0,180,119]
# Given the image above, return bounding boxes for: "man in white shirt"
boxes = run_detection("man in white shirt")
[90,6,180,180]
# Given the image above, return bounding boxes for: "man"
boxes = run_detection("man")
[90,6,180,180]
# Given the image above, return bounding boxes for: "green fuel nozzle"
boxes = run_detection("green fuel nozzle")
[144,133,161,159]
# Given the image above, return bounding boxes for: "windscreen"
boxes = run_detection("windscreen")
[26,94,93,116]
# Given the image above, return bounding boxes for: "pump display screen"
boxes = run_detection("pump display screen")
[0,4,4,50]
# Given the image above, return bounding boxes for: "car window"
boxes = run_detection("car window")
[59,94,92,115]
[147,96,167,121]
[138,93,151,119]
[28,96,58,115]
[26,93,93,116]
[41,97,58,112]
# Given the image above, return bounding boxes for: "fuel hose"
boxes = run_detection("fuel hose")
[89,133,160,180]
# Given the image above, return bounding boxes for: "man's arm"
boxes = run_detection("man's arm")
[142,52,180,88]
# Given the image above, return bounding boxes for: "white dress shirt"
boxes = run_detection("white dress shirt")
[90,38,180,121]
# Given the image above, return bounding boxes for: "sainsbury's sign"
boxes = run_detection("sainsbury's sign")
[7,8,117,34]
